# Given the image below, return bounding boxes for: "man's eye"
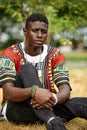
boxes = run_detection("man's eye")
[31,29,47,34]
[42,30,47,34]
[32,29,38,32]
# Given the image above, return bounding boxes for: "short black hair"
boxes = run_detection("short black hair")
[25,13,49,28]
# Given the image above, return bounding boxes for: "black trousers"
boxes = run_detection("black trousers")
[6,63,87,124]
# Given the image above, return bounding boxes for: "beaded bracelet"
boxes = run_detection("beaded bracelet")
[30,85,38,98]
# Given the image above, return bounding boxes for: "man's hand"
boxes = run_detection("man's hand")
[30,88,56,110]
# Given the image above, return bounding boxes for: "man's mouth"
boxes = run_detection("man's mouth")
[35,40,43,44]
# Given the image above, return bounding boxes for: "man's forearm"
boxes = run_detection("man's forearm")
[56,85,70,104]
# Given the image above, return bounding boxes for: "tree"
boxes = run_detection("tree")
[0,0,87,48]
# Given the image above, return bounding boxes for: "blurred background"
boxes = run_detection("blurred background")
[0,0,87,51]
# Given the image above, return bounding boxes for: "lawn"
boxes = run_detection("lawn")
[64,51,87,62]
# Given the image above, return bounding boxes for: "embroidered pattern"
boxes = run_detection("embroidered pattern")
[0,57,15,70]
[54,63,68,72]
[0,57,16,86]
[53,63,69,87]
[10,45,25,66]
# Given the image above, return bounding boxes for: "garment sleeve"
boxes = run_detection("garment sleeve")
[0,57,16,87]
[53,62,71,90]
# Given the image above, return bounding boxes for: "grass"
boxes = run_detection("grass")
[64,51,87,62]
[0,68,87,130]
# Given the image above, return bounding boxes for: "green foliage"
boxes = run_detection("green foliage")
[59,38,72,46]
[0,0,87,30]
[0,0,87,48]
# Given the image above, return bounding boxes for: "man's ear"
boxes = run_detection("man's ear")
[23,28,27,42]
[23,28,27,35]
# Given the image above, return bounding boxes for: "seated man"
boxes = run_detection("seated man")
[0,13,87,130]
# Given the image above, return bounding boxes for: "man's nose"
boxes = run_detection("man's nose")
[37,31,42,37]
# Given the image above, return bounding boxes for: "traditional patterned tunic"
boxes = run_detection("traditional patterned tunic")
[0,42,70,95]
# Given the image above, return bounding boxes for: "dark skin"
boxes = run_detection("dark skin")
[2,21,70,110]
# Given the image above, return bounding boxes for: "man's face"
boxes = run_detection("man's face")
[25,21,48,48]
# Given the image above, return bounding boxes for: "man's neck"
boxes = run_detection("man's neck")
[24,44,43,56]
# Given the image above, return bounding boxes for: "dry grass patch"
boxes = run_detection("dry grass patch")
[69,68,87,97]
[0,68,87,130]
[0,122,46,130]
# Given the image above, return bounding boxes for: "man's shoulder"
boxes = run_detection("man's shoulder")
[46,44,60,53]
[9,43,19,50]
[1,43,19,52]
[0,43,21,57]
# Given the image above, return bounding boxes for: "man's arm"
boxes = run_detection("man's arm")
[2,82,56,110]
[56,84,70,104]
[2,82,32,102]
